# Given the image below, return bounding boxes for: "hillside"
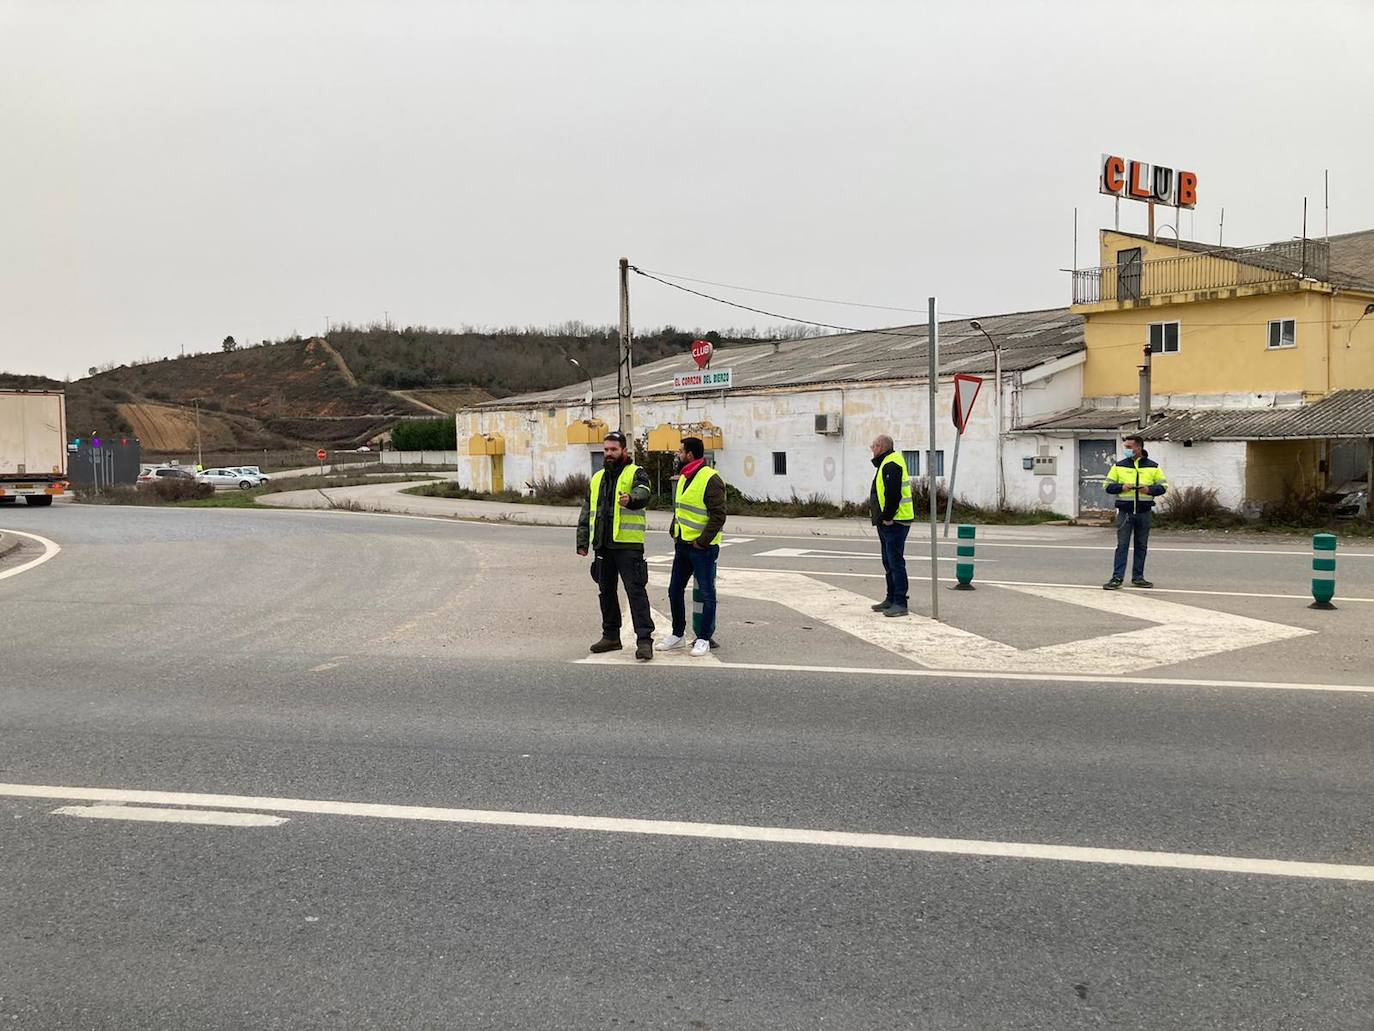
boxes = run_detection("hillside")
[2,339,436,452]
[323,325,707,395]
[3,323,803,451]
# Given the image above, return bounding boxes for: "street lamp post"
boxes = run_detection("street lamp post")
[192,397,203,470]
[970,320,1004,510]
[567,356,596,415]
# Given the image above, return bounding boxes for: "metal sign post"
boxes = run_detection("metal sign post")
[943,374,984,537]
[317,448,327,474]
[927,297,939,622]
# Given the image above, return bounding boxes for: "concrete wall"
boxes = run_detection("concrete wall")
[380,450,460,466]
[456,371,1082,513]
[1147,441,1247,510]
[1245,440,1325,502]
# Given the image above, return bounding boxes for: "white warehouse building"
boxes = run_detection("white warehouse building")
[454,308,1105,516]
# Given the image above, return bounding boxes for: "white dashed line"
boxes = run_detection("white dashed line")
[3,782,1369,882]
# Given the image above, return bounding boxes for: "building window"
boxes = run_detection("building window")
[1267,318,1296,349]
[903,450,920,477]
[1148,321,1180,355]
[930,449,945,477]
[772,451,787,475]
[589,450,603,475]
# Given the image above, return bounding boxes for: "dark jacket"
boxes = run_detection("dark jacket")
[669,465,728,547]
[1104,452,1168,512]
[868,449,906,525]
[576,459,652,551]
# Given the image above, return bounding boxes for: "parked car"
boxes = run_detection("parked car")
[1318,478,1370,520]
[231,466,269,483]
[356,446,371,453]
[137,467,197,485]
[196,468,264,490]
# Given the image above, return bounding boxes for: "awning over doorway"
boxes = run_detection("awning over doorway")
[1021,390,1374,442]
[468,433,506,455]
[646,422,724,452]
[566,418,609,445]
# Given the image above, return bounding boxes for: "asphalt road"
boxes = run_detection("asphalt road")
[2,504,1373,1029]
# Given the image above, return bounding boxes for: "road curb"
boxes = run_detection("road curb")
[0,533,21,560]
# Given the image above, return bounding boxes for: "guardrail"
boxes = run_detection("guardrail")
[1073,238,1330,304]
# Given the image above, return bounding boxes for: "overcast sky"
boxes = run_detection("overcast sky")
[3,0,1373,379]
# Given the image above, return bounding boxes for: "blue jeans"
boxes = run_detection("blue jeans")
[877,521,911,607]
[1113,509,1152,581]
[668,539,719,641]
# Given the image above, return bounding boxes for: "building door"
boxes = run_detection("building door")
[1117,247,1142,302]
[1078,438,1117,514]
[490,455,504,493]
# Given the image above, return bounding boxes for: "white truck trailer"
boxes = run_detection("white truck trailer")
[0,389,68,507]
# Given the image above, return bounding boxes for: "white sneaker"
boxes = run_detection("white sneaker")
[690,638,711,657]
[659,634,685,650]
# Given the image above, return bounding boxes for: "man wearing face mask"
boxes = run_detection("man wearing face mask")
[1103,434,1168,590]
[576,431,655,659]
[660,437,727,657]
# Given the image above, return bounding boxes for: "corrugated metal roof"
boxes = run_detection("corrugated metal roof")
[478,308,1085,409]
[1024,390,1374,441]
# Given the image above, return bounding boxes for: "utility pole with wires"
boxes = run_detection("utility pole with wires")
[618,257,634,439]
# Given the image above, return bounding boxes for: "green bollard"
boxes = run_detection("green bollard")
[691,583,719,647]
[952,524,976,590]
[1310,532,1337,609]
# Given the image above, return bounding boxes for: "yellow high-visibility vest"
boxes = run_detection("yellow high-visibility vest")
[588,463,646,544]
[673,467,723,545]
[874,452,915,522]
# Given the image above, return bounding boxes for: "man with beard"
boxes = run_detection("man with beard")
[577,431,655,660]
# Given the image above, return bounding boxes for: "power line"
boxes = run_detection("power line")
[630,266,893,333]
[635,267,952,315]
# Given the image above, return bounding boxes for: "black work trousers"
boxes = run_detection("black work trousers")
[597,548,655,642]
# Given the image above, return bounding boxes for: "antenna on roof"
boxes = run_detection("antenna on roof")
[1072,207,1078,271]
[1324,169,1329,244]
[1219,207,1224,246]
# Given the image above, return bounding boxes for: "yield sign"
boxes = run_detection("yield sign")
[951,374,983,433]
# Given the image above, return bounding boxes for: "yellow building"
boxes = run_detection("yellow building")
[1025,227,1374,513]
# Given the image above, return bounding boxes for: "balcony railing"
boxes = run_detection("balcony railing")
[1072,238,1331,305]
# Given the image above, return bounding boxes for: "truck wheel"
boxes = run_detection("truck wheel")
[24,495,54,506]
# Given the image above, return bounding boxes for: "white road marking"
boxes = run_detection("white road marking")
[2,782,1369,882]
[757,547,997,563]
[714,563,1374,603]
[678,660,1374,695]
[578,595,722,665]
[758,540,1374,559]
[51,804,287,827]
[712,570,1312,675]
[0,529,62,583]
[93,498,1374,559]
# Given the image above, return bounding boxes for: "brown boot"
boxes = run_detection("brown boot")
[634,639,653,661]
[589,637,622,654]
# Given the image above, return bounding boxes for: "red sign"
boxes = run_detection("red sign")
[316,449,327,462]
[950,374,984,434]
[691,339,713,369]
